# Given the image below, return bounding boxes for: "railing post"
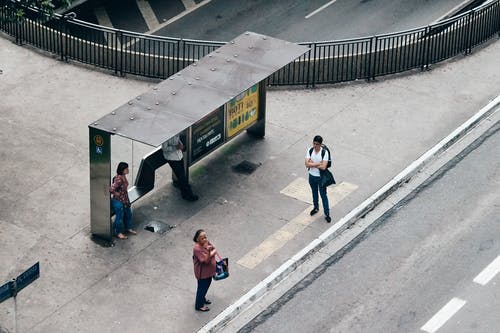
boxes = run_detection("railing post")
[15,18,21,45]
[424,26,431,70]
[310,43,317,88]
[465,10,475,54]
[497,0,500,37]
[366,37,374,81]
[116,31,124,76]
[182,39,187,70]
[59,17,65,61]
[303,44,310,87]
[177,39,182,73]
[371,36,379,81]
[112,32,118,75]
[61,13,75,62]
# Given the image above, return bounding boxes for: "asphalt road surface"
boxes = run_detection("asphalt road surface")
[240,122,500,333]
[154,0,467,42]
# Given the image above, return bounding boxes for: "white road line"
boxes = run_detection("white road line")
[94,6,114,28]
[148,0,213,35]
[473,254,500,286]
[421,298,466,333]
[94,6,117,47]
[305,0,338,19]
[136,0,159,31]
[181,0,196,10]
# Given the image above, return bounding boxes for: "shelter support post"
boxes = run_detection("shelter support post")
[246,80,267,138]
[89,127,112,241]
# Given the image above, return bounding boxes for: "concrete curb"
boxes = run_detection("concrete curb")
[197,94,500,333]
[432,0,481,23]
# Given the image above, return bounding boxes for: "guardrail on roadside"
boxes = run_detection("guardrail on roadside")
[1,0,499,86]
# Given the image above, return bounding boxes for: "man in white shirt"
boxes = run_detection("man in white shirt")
[162,134,199,201]
[305,135,331,222]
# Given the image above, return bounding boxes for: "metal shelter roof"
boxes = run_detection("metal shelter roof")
[89,32,309,147]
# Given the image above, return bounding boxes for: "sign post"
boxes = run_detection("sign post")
[0,262,40,333]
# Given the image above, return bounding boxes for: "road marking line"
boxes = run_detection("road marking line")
[238,178,358,269]
[136,0,160,31]
[305,0,338,19]
[94,7,118,47]
[280,177,358,206]
[181,0,196,10]
[237,208,316,269]
[94,6,114,29]
[421,298,466,333]
[147,0,213,35]
[473,254,500,286]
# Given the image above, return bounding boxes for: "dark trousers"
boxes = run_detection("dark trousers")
[195,277,212,309]
[167,159,194,198]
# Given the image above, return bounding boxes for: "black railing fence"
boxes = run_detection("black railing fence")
[1,1,499,86]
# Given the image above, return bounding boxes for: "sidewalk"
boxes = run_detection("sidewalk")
[0,34,499,333]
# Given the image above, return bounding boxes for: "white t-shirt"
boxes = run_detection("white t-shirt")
[306,147,329,177]
[162,135,184,161]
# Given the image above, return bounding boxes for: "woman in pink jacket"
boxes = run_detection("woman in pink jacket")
[192,229,217,311]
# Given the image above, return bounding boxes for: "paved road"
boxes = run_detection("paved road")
[243,122,500,333]
[153,0,466,41]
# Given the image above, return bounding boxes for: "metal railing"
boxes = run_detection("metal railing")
[1,0,499,86]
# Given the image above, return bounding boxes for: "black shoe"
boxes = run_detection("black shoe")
[182,194,199,202]
[310,208,319,216]
[204,299,212,305]
[325,215,331,223]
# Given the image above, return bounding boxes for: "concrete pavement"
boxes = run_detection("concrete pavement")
[0,33,499,333]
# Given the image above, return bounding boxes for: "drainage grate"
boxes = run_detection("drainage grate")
[144,221,173,234]
[232,160,260,174]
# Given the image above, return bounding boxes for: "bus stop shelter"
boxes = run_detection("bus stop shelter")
[89,31,309,241]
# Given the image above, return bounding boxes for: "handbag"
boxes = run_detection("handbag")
[320,169,336,187]
[213,254,229,281]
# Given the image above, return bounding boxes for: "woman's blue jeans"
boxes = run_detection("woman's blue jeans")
[308,174,330,216]
[111,199,132,235]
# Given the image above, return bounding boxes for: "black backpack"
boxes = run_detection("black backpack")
[309,145,332,168]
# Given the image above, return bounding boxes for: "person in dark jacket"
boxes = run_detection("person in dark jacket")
[162,134,199,201]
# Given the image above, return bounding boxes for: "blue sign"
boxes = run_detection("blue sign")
[0,281,13,303]
[15,262,40,292]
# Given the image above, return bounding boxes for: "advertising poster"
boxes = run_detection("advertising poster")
[190,106,225,163]
[226,84,259,139]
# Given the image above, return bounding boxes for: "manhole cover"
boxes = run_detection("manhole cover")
[144,221,173,234]
[232,160,260,174]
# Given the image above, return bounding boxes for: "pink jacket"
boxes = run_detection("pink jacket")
[192,242,216,280]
